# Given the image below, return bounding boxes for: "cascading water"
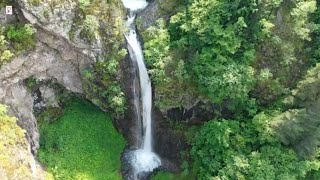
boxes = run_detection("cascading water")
[121,0,161,179]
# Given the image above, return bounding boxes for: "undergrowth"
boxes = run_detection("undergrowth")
[38,98,126,180]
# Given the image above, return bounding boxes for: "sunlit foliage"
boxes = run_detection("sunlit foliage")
[0,104,33,179]
[38,98,126,180]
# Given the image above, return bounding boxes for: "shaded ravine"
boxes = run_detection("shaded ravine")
[121,0,161,179]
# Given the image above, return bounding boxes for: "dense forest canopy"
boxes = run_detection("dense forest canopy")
[142,0,320,179]
[1,0,320,179]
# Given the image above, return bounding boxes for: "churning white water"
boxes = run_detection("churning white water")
[122,0,161,176]
[122,0,148,11]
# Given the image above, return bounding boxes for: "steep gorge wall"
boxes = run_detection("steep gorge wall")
[0,0,125,178]
[0,0,193,176]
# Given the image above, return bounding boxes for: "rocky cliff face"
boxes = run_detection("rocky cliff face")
[16,0,103,56]
[0,0,119,177]
[0,35,89,149]
[0,8,96,151]
[137,0,182,31]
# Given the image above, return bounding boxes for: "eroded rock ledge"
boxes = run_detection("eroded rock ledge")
[0,1,102,178]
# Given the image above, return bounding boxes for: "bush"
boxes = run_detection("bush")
[6,24,36,51]
[28,0,42,6]
[0,28,13,67]
[81,15,100,42]
[78,0,90,10]
[83,47,127,118]
[0,104,33,179]
[144,19,192,109]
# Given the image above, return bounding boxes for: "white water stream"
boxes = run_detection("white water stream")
[121,0,161,177]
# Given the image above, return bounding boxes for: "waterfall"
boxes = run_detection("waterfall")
[125,28,153,152]
[121,0,161,177]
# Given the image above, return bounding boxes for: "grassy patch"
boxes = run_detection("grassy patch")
[38,98,126,180]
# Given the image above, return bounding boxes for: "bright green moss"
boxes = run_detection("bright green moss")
[6,24,36,52]
[38,98,126,180]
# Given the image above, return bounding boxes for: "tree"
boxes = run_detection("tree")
[251,0,316,105]
[190,114,320,179]
[144,19,192,109]
[169,0,257,106]
[286,63,320,108]
[274,63,320,158]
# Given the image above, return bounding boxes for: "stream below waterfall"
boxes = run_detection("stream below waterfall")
[121,0,161,179]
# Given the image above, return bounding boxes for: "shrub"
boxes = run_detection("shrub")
[0,28,13,67]
[81,15,100,42]
[6,24,36,51]
[78,0,90,10]
[0,104,33,179]
[28,0,42,6]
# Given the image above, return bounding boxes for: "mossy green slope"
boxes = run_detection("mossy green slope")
[38,98,126,180]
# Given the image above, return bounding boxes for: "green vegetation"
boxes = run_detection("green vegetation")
[71,0,127,118]
[28,0,42,6]
[144,19,193,109]
[80,15,100,42]
[78,0,90,10]
[25,76,38,92]
[170,0,257,106]
[0,22,36,68]
[71,0,125,43]
[2,0,320,179]
[0,104,33,179]
[190,115,320,179]
[38,98,126,180]
[143,0,317,111]
[6,24,36,51]
[142,0,320,179]
[83,47,127,118]
[0,0,12,8]
[0,27,13,67]
[152,171,188,180]
[273,63,320,158]
[38,107,64,124]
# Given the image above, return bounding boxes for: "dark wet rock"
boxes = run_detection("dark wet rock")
[137,0,179,31]
[165,101,216,124]
[116,53,144,149]
[153,108,189,172]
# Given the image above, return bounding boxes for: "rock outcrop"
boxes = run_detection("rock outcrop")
[0,1,104,178]
[0,32,92,148]
[137,0,181,31]
[16,0,105,58]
